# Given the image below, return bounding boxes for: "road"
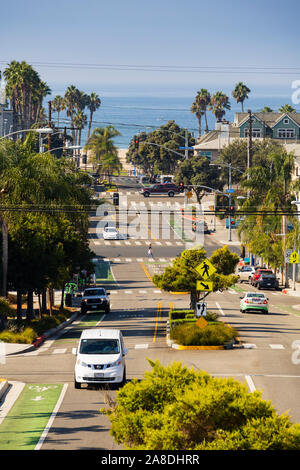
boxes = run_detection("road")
[1,176,300,450]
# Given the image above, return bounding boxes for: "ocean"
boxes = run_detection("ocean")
[48,85,298,149]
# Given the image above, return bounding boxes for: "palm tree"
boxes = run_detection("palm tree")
[279,104,296,113]
[52,95,66,127]
[64,85,80,141]
[232,82,251,112]
[73,110,87,146]
[84,125,121,177]
[209,91,231,120]
[191,89,211,138]
[261,106,274,113]
[87,92,101,138]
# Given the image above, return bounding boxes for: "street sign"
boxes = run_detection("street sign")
[196,301,207,317]
[185,191,193,199]
[195,259,216,280]
[196,317,208,329]
[178,146,194,150]
[225,189,235,193]
[196,280,213,291]
[285,249,293,263]
[290,251,299,264]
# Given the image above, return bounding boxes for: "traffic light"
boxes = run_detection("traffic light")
[82,154,87,164]
[179,181,184,193]
[228,204,235,216]
[113,192,119,206]
[134,136,139,150]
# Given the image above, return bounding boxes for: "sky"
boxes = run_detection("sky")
[1,0,300,99]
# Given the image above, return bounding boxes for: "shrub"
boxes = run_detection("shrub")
[170,321,238,346]
[102,360,300,450]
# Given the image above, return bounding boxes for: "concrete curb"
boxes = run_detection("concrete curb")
[3,311,80,356]
[0,378,9,401]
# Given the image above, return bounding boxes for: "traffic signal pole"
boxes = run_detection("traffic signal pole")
[228,163,232,242]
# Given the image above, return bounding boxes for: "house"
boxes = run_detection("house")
[235,112,300,141]
[193,120,240,160]
[0,109,13,137]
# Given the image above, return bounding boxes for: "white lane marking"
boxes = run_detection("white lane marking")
[52,349,67,354]
[269,344,285,349]
[245,375,256,393]
[216,302,225,316]
[135,344,149,349]
[35,383,69,450]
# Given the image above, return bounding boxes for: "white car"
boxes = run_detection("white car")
[237,265,256,283]
[103,226,119,240]
[73,329,128,389]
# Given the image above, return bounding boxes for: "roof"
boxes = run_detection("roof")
[235,112,300,128]
[80,329,121,339]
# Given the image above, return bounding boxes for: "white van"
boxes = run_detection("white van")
[72,329,128,389]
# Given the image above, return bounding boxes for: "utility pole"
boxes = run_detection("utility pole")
[48,101,52,151]
[185,129,188,160]
[247,109,253,172]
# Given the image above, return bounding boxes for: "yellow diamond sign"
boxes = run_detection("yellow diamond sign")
[196,317,208,329]
[195,259,216,280]
[186,191,193,199]
[290,251,299,264]
[196,280,213,292]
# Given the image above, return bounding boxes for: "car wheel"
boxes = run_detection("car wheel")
[143,192,150,197]
[105,307,110,314]
[168,191,175,197]
[74,378,81,389]
[81,305,87,315]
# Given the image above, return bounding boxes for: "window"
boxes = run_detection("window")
[283,118,289,124]
[200,151,212,160]
[245,128,261,138]
[277,128,295,138]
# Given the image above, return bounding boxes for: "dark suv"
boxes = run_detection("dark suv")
[140,183,180,197]
[256,273,279,290]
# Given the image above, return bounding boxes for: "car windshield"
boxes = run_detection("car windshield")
[105,227,117,232]
[246,293,265,298]
[84,289,105,296]
[79,339,120,355]
[242,267,252,271]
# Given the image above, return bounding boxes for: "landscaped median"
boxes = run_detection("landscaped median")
[166,309,239,350]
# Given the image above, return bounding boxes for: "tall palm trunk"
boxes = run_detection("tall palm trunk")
[1,219,8,298]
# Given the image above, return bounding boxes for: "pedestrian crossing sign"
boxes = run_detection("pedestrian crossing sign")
[195,259,216,279]
[290,251,299,264]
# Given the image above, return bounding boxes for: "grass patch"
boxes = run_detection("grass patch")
[170,321,238,346]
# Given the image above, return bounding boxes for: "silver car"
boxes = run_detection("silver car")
[237,265,256,283]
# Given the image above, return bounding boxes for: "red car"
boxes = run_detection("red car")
[251,268,273,287]
[140,183,180,197]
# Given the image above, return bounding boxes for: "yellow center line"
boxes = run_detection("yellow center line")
[153,301,162,343]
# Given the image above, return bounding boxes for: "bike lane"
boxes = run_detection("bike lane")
[0,383,67,450]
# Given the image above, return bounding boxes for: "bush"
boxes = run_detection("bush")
[170,321,238,346]
[102,360,300,450]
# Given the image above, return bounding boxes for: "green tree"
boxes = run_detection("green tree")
[232,82,251,112]
[174,154,224,204]
[153,247,238,309]
[261,106,274,112]
[102,360,300,450]
[126,121,195,177]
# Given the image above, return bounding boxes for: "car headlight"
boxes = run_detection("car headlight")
[110,359,122,367]
[77,359,89,367]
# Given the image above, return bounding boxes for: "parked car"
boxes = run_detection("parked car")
[80,287,110,314]
[72,328,128,389]
[256,273,279,290]
[237,265,256,283]
[140,183,180,197]
[103,226,119,240]
[240,292,269,314]
[251,268,274,287]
